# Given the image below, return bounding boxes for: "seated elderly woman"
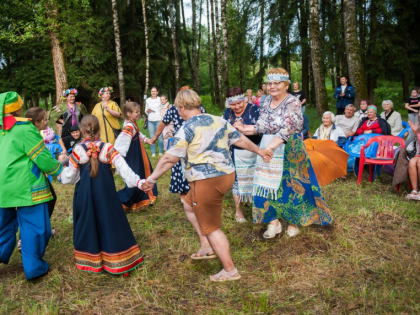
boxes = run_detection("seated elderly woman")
[355,105,391,136]
[380,100,403,136]
[141,89,271,282]
[313,111,346,147]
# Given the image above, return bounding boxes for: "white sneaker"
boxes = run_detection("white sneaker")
[235,216,247,224]
[17,239,22,252]
[263,223,282,239]
[286,225,300,237]
[152,154,156,157]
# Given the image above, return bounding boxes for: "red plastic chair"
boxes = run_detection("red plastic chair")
[357,136,406,185]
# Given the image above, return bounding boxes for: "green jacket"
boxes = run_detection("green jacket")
[0,117,62,208]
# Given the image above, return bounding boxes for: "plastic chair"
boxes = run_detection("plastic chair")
[397,121,410,138]
[357,136,406,185]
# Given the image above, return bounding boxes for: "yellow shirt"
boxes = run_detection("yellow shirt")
[91,101,122,144]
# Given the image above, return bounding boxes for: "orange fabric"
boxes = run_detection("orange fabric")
[304,139,348,186]
[184,173,235,235]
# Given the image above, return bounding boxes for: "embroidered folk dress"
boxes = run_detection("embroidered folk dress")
[252,95,333,226]
[223,103,261,201]
[60,140,144,274]
[115,121,158,211]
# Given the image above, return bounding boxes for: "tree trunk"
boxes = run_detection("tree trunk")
[206,0,215,104]
[309,0,328,114]
[46,3,68,106]
[111,0,125,105]
[298,0,310,105]
[210,0,222,107]
[221,0,229,97]
[169,0,180,92]
[259,0,264,86]
[214,0,223,106]
[141,0,149,105]
[181,0,194,80]
[196,0,203,92]
[343,0,368,106]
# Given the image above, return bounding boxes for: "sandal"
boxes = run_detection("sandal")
[191,251,216,260]
[210,268,241,282]
[235,215,247,223]
[406,190,419,200]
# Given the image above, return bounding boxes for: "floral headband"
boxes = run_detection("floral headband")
[62,88,78,97]
[266,73,290,83]
[98,87,113,97]
[226,94,245,105]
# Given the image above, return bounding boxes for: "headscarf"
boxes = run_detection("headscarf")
[367,105,377,112]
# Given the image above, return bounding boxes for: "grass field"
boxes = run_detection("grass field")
[1,106,419,314]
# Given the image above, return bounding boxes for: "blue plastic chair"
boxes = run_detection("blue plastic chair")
[398,121,410,138]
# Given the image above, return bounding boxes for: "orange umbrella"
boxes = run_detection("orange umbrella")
[304,139,349,186]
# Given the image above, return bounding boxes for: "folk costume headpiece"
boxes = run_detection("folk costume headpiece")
[98,87,113,97]
[226,94,245,105]
[63,88,78,97]
[266,73,290,83]
[0,91,24,133]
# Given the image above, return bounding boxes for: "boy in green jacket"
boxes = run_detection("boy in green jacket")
[0,91,63,280]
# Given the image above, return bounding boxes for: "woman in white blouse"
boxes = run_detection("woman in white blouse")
[145,86,164,156]
[380,100,403,137]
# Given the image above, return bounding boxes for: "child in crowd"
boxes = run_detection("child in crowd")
[0,93,63,280]
[160,95,174,151]
[25,107,62,158]
[59,115,144,275]
[24,107,58,220]
[59,124,81,153]
[115,102,158,211]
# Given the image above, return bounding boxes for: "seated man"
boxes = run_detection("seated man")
[335,104,359,138]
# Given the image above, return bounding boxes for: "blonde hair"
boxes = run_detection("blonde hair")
[174,89,201,110]
[123,102,140,119]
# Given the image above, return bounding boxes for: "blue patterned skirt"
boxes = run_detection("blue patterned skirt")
[252,134,333,226]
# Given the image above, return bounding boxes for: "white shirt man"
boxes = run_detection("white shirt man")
[335,104,359,137]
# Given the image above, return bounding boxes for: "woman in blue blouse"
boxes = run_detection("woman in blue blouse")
[223,87,261,223]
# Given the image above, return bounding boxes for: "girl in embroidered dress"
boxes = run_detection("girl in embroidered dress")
[59,115,145,275]
[115,102,158,211]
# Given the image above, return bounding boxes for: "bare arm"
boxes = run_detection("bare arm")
[150,121,166,143]
[300,98,307,106]
[148,153,180,182]
[233,121,258,135]
[405,103,419,112]
[233,134,272,162]
[105,107,122,118]
[58,138,67,154]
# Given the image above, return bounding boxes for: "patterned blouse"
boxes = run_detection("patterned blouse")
[162,105,206,134]
[255,94,303,142]
[167,114,241,182]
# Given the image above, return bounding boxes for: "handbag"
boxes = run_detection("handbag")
[101,106,122,138]
[143,117,148,129]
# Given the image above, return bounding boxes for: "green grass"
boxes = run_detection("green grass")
[2,98,419,313]
[1,160,419,313]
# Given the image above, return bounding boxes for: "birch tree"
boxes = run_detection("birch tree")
[141,0,149,104]
[111,0,125,105]
[169,0,180,91]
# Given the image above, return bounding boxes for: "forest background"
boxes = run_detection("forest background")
[1,0,419,115]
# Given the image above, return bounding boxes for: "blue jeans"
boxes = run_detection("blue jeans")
[148,120,164,155]
[0,203,51,280]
